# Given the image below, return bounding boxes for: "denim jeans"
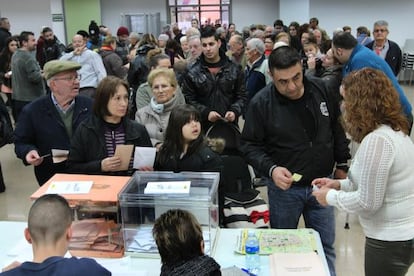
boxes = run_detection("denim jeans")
[365,237,414,276]
[267,181,336,276]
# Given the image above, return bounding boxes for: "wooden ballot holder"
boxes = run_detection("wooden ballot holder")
[30,173,131,258]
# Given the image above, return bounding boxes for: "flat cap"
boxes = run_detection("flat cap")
[44,60,81,80]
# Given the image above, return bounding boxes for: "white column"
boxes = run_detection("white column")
[50,0,66,45]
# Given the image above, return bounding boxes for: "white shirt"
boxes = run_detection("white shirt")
[327,125,414,241]
[60,49,107,88]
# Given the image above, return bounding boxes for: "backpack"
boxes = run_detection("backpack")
[0,98,13,147]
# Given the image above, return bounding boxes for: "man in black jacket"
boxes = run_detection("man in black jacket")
[182,26,246,131]
[241,46,350,276]
[14,60,92,185]
[365,20,402,76]
[0,17,11,53]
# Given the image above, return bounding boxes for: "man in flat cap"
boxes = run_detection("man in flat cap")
[14,60,93,185]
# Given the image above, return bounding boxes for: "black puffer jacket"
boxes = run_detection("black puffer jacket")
[67,115,152,175]
[181,51,247,129]
[155,145,222,173]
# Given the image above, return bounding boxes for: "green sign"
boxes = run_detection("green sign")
[52,14,64,22]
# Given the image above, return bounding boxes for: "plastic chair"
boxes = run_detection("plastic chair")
[400,39,414,85]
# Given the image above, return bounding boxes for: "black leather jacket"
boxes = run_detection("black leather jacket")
[241,77,350,186]
[181,51,247,129]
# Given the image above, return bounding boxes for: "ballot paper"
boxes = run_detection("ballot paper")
[269,252,327,276]
[144,181,191,194]
[133,147,156,168]
[126,226,210,254]
[46,181,93,194]
[292,173,303,182]
[114,144,134,171]
[52,149,69,163]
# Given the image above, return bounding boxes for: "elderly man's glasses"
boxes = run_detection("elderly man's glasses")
[374,29,387,33]
[53,75,81,82]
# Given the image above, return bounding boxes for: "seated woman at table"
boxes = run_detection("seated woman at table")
[154,104,222,172]
[67,76,152,175]
[153,209,221,276]
[135,68,184,149]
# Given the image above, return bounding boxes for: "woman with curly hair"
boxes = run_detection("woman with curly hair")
[312,68,414,276]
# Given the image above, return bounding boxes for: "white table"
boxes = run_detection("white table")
[0,221,330,275]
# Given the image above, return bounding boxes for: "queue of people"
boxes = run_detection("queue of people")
[0,15,413,276]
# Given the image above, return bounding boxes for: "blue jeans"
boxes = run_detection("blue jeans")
[267,181,336,276]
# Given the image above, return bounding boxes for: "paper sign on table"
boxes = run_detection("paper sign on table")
[269,252,327,276]
[133,147,156,168]
[144,181,191,194]
[52,149,69,163]
[114,145,134,170]
[46,181,93,194]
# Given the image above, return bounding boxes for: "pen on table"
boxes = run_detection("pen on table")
[241,268,257,276]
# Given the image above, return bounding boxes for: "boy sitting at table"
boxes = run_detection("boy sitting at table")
[1,194,111,275]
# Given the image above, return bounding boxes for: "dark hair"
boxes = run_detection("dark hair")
[19,31,34,44]
[0,36,19,61]
[156,104,203,167]
[146,48,170,69]
[153,209,203,265]
[76,30,89,38]
[273,19,284,28]
[28,194,72,245]
[268,46,301,71]
[289,21,300,29]
[332,31,357,50]
[93,76,129,118]
[42,27,53,34]
[309,17,319,24]
[357,26,369,35]
[200,25,218,40]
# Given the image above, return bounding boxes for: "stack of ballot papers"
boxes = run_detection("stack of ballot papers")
[125,226,211,255]
[69,218,124,258]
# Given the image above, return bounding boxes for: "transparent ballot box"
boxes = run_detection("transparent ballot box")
[118,171,220,257]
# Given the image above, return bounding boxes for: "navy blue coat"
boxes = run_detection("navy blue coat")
[14,95,92,185]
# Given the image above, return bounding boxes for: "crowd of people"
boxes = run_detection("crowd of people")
[0,15,414,276]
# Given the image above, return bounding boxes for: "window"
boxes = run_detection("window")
[168,0,231,32]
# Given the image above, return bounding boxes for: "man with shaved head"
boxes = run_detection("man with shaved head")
[1,194,111,275]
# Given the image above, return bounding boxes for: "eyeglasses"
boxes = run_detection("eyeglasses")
[374,29,387,33]
[53,75,81,82]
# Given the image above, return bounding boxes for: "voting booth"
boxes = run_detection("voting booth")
[118,171,220,257]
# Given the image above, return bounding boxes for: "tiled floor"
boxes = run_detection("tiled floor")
[1,84,414,275]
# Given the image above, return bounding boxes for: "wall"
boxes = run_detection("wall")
[0,0,52,38]
[64,0,101,43]
[310,0,414,46]
[100,0,167,36]
[279,0,309,26]
[231,0,278,30]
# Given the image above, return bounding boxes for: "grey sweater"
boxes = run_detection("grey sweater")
[11,49,45,101]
